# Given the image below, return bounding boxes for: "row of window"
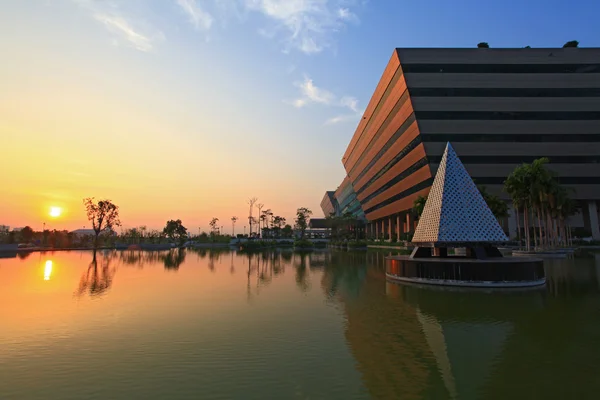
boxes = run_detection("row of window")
[362,174,600,216]
[354,116,419,191]
[345,65,405,163]
[349,90,411,176]
[360,158,430,206]
[364,178,433,215]
[409,87,600,97]
[473,177,600,185]
[402,63,600,74]
[428,155,600,163]
[421,134,600,143]
[416,111,600,120]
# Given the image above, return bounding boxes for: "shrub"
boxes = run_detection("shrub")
[294,239,313,249]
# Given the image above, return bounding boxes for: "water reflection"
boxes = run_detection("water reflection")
[75,256,116,297]
[2,248,600,399]
[43,260,53,281]
[162,249,186,271]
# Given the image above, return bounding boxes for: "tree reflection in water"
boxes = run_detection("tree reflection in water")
[162,248,186,271]
[294,252,311,293]
[75,251,116,297]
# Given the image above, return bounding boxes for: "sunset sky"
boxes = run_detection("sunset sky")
[1,0,599,233]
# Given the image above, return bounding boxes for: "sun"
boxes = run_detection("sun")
[49,207,62,218]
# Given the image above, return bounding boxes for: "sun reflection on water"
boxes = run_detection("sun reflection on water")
[44,260,53,281]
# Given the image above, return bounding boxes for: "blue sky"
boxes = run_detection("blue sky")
[1,0,599,229]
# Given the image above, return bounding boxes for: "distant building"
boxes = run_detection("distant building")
[0,225,9,233]
[70,229,116,239]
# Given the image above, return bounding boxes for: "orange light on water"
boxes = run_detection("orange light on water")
[44,260,53,281]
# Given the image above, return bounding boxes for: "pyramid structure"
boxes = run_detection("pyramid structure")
[412,143,508,245]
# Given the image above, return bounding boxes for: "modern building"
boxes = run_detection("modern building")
[322,47,600,240]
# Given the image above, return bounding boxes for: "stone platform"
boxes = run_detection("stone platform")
[386,255,545,288]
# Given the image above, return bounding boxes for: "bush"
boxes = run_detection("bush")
[348,240,367,248]
[294,239,313,249]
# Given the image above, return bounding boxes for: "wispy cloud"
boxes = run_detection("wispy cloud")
[72,0,165,52]
[176,0,214,31]
[288,75,363,124]
[241,0,361,54]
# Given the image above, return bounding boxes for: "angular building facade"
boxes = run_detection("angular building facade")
[322,47,600,240]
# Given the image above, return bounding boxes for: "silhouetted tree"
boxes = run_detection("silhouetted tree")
[163,219,188,247]
[83,198,121,253]
[477,42,490,48]
[19,226,34,243]
[231,216,238,236]
[563,40,579,48]
[294,207,313,239]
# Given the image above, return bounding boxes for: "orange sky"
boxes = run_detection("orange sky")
[0,2,358,232]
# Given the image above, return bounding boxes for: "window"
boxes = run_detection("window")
[416,111,600,120]
[354,122,420,192]
[364,178,433,214]
[428,155,600,164]
[409,87,600,97]
[402,63,600,74]
[421,134,600,143]
[360,158,430,205]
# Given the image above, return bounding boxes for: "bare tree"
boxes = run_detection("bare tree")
[247,197,258,237]
[256,203,264,237]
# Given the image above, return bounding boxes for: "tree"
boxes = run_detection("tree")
[282,224,293,238]
[256,203,264,235]
[478,186,509,220]
[477,42,490,48]
[83,197,121,251]
[247,197,257,237]
[209,217,219,235]
[163,219,188,247]
[563,40,579,48]
[412,196,427,219]
[231,216,238,236]
[294,207,312,239]
[19,226,34,243]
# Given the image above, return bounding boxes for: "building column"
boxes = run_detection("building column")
[406,213,414,233]
[588,201,600,240]
[508,204,518,240]
[396,214,401,240]
[375,220,380,239]
[388,217,393,240]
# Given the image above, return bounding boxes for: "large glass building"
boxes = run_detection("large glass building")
[322,47,600,240]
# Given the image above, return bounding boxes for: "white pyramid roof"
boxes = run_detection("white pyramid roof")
[412,143,508,244]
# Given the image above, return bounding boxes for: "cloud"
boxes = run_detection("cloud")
[288,75,363,124]
[176,0,214,30]
[241,0,361,54]
[71,0,165,52]
[292,76,335,107]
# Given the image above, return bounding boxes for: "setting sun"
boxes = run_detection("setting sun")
[49,207,62,218]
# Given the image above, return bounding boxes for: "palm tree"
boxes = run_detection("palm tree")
[412,195,427,219]
[231,216,238,236]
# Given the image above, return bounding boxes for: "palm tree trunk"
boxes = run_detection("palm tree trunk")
[515,205,522,248]
[524,205,530,251]
[536,206,544,248]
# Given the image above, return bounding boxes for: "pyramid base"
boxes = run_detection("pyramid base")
[386,256,545,288]
[410,244,503,260]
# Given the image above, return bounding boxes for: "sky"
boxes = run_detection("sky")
[1,0,599,233]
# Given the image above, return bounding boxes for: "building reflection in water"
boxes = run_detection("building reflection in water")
[49,247,600,397]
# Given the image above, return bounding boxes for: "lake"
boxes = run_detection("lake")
[1,248,600,399]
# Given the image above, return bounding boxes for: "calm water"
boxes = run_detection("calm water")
[1,249,600,400]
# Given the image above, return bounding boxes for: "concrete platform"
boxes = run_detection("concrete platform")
[386,255,545,288]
